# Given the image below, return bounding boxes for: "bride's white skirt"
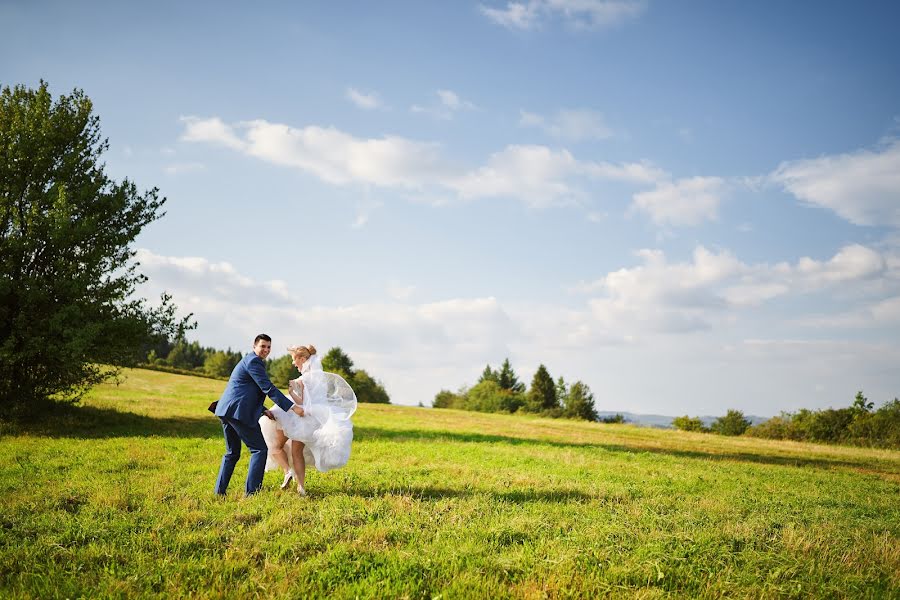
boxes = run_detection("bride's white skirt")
[259,404,354,473]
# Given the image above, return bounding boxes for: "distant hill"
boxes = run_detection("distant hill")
[597,411,768,429]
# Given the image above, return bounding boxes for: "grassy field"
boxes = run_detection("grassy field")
[1,369,898,599]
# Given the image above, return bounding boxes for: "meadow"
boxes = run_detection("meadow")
[1,369,898,599]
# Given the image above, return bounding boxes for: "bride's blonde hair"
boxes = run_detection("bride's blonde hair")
[288,344,317,360]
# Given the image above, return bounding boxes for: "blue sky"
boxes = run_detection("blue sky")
[3,1,900,414]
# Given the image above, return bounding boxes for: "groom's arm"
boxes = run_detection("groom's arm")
[247,356,295,412]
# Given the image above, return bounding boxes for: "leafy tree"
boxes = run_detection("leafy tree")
[433,389,464,409]
[852,390,874,414]
[465,379,523,413]
[497,358,525,393]
[563,381,599,421]
[555,376,567,405]
[351,369,390,404]
[711,409,750,436]
[525,364,557,413]
[204,350,240,378]
[599,414,626,424]
[322,347,354,378]
[672,415,706,432]
[0,82,191,413]
[266,353,299,388]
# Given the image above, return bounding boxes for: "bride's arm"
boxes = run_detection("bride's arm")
[289,378,304,404]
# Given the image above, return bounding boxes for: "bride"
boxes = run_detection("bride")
[259,344,356,495]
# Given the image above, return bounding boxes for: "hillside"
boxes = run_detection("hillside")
[1,369,898,598]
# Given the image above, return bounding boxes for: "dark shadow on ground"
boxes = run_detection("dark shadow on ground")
[0,403,221,439]
[355,426,900,478]
[336,485,594,504]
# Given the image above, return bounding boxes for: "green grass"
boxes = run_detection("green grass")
[1,369,899,599]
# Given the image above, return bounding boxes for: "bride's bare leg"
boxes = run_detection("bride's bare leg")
[291,441,306,494]
[270,429,291,474]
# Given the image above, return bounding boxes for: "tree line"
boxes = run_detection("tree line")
[433,359,612,422]
[672,391,900,448]
[143,339,390,404]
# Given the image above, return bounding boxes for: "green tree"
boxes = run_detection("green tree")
[478,364,499,384]
[555,376,567,406]
[352,369,390,404]
[497,358,525,393]
[672,415,706,432]
[852,390,874,414]
[563,381,599,421]
[266,353,299,388]
[433,389,464,409]
[711,409,751,436]
[0,82,191,413]
[465,379,524,413]
[204,350,239,378]
[322,347,354,378]
[525,364,557,413]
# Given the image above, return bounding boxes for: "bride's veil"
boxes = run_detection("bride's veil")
[301,352,356,417]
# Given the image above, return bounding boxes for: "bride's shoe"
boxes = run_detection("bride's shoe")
[296,483,307,497]
[280,470,294,490]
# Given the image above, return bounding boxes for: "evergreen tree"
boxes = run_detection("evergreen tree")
[0,81,191,412]
[497,358,525,393]
[478,364,499,384]
[525,364,557,413]
[563,381,599,421]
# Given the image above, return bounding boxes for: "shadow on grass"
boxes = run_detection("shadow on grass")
[340,485,594,504]
[4,408,896,480]
[355,426,900,478]
[0,403,221,439]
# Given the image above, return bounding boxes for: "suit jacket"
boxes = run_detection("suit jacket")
[215,352,294,426]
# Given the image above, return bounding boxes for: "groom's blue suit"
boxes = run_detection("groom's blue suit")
[214,352,294,496]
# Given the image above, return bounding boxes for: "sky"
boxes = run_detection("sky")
[3,1,900,416]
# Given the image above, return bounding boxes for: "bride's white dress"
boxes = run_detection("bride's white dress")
[259,355,356,473]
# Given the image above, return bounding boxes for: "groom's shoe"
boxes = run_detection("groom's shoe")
[280,470,294,490]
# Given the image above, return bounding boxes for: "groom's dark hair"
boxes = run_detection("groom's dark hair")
[254,333,272,345]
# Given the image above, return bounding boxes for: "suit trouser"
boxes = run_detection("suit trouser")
[214,416,268,496]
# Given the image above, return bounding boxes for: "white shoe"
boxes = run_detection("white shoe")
[280,470,294,490]
[296,483,307,496]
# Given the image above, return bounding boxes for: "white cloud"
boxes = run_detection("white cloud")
[573,243,896,332]
[411,89,476,119]
[519,108,613,141]
[180,116,246,150]
[179,116,668,210]
[346,87,382,110]
[771,139,900,227]
[479,2,541,29]
[480,0,647,31]
[135,247,900,413]
[630,176,725,226]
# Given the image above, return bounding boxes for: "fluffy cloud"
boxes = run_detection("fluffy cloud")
[480,0,647,31]
[771,139,900,227]
[411,89,477,119]
[574,243,895,333]
[630,176,726,226]
[346,87,383,110]
[519,108,613,141]
[135,247,900,412]
[179,116,668,209]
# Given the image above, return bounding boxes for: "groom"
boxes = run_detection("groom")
[214,334,304,496]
